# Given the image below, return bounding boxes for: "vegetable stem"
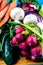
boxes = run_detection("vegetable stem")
[8,21,43,40]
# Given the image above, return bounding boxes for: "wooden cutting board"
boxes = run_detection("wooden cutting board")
[0,58,43,65]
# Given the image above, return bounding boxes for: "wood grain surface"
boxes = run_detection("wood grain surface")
[0,57,43,65]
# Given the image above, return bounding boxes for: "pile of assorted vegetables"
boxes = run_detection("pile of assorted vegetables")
[0,0,43,65]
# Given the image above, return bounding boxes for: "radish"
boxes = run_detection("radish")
[26,35,37,47]
[31,55,39,61]
[31,45,42,57]
[15,26,24,34]
[19,42,27,50]
[10,37,17,46]
[16,33,24,42]
[15,25,21,30]
[21,50,29,57]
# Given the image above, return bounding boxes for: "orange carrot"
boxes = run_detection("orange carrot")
[0,0,2,3]
[0,5,9,20]
[0,2,16,27]
[0,0,8,11]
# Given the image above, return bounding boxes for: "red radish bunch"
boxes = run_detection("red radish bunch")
[10,25,42,61]
[31,55,39,61]
[15,25,24,34]
[19,42,27,50]
[26,36,37,47]
[16,33,24,42]
[30,45,42,61]
[21,50,29,57]
[31,45,42,57]
[10,37,17,46]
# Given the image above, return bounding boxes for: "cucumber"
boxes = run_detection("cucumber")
[2,34,13,65]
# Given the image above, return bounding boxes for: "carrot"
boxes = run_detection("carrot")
[0,0,8,11]
[0,5,9,20]
[0,2,16,27]
[0,0,2,3]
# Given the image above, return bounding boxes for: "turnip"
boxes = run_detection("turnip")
[23,14,38,24]
[37,22,43,30]
[19,42,27,50]
[21,50,29,57]
[26,35,37,47]
[10,7,25,21]
[16,33,24,42]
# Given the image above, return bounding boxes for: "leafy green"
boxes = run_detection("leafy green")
[10,25,13,38]
[8,21,43,40]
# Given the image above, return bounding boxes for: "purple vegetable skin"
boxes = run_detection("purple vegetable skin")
[34,13,43,23]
